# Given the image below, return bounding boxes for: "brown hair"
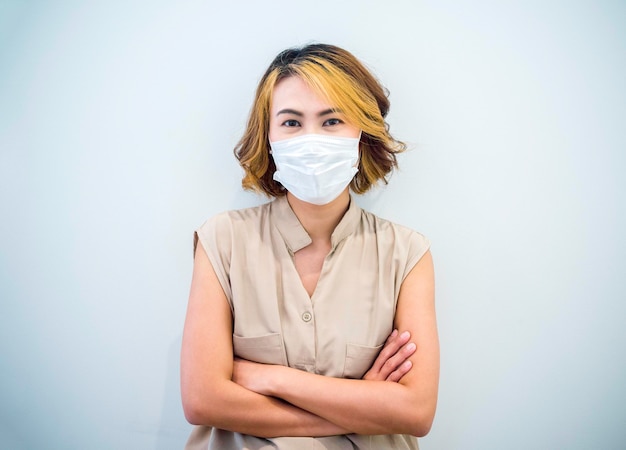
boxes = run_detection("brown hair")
[234,43,406,197]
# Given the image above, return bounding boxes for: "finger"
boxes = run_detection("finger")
[379,341,416,379]
[377,331,410,365]
[373,331,411,375]
[385,329,398,345]
[386,360,412,382]
[363,331,412,381]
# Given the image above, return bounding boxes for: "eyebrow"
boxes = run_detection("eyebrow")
[276,108,341,117]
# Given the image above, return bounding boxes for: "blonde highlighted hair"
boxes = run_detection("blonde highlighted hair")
[234,43,406,197]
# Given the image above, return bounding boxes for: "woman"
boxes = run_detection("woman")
[181,43,439,449]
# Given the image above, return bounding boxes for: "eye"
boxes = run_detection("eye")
[282,119,300,127]
[323,118,344,127]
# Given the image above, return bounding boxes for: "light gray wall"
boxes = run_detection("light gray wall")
[1,1,624,448]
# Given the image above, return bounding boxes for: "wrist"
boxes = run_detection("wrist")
[266,364,287,397]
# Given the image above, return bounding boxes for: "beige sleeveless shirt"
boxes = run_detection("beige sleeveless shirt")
[187,195,430,450]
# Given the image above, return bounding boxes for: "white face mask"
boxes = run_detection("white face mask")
[270,133,360,205]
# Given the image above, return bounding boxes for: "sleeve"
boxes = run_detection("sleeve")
[401,230,431,282]
[193,213,233,305]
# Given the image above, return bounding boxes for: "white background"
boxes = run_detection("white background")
[1,1,624,448]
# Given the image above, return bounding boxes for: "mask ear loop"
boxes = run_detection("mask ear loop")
[354,130,363,169]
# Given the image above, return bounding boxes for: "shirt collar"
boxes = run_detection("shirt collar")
[270,195,362,254]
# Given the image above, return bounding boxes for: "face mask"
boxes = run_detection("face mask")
[270,133,360,205]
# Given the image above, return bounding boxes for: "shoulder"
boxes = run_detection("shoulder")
[197,201,273,235]
[360,208,430,248]
[194,200,273,255]
[358,208,431,278]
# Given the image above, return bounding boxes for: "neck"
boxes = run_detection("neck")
[286,190,350,243]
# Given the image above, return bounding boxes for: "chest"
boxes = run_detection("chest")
[293,242,331,297]
[231,237,400,370]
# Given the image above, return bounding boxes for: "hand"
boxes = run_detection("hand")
[363,330,416,382]
[232,357,276,395]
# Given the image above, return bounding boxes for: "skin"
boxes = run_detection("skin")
[180,75,439,437]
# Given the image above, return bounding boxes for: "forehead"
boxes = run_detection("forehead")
[270,76,332,113]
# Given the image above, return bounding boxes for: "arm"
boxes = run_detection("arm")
[234,250,439,437]
[180,242,349,437]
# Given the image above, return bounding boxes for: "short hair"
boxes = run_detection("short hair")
[234,43,406,197]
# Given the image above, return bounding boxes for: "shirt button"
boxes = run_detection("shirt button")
[301,312,312,322]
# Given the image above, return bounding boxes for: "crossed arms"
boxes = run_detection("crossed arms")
[181,242,439,438]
